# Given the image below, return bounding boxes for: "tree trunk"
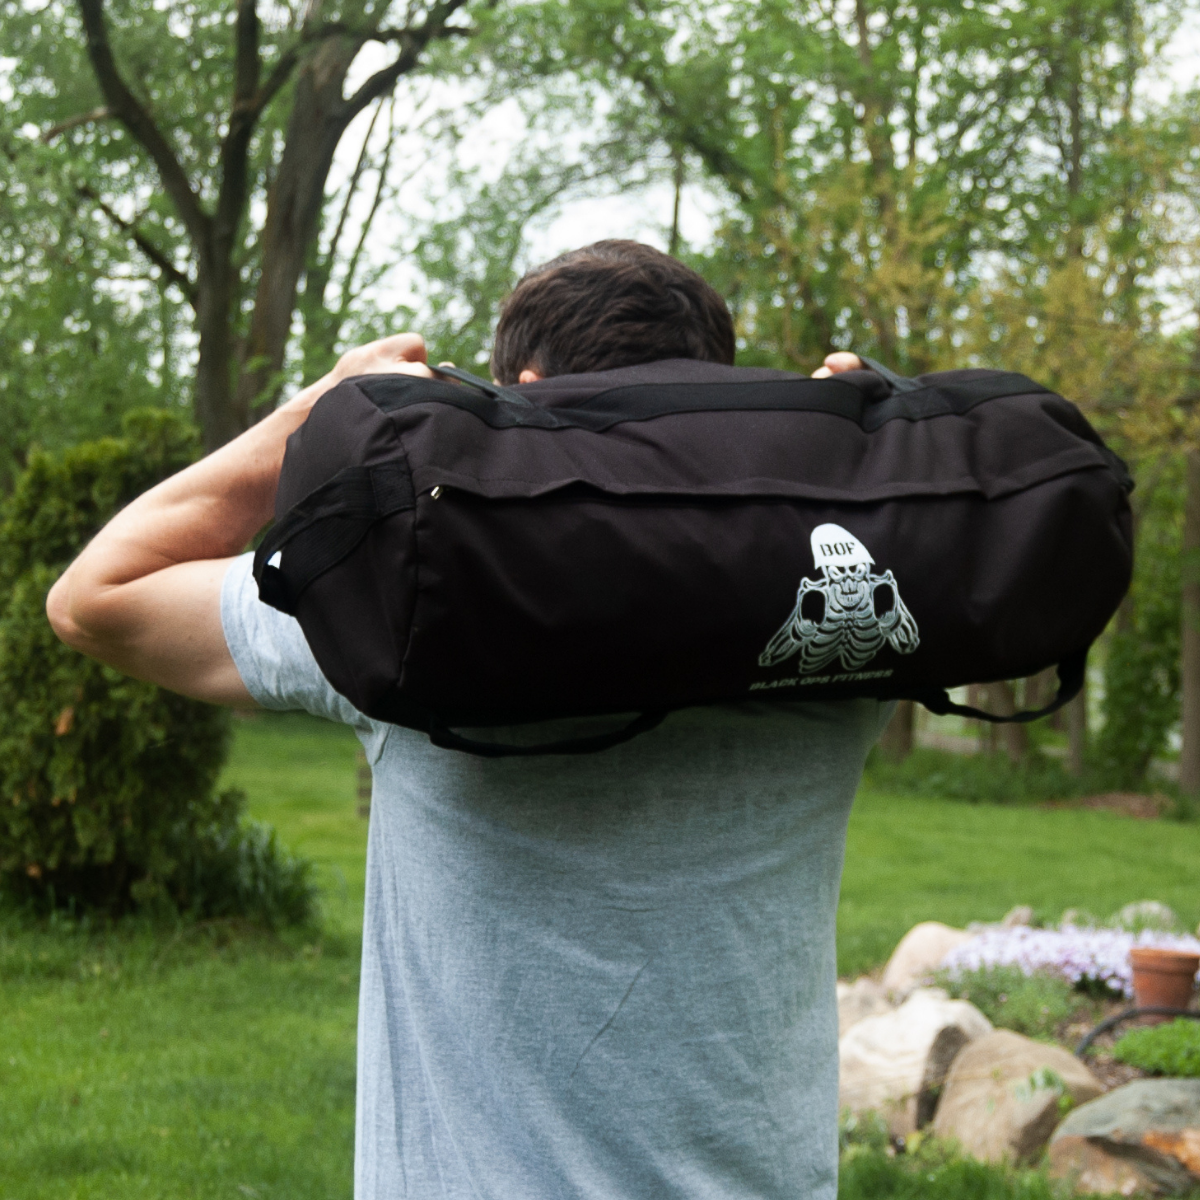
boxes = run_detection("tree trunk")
[1180,449,1200,794]
[235,37,363,422]
[987,681,1027,766]
[879,699,915,762]
[1067,681,1087,777]
[193,260,242,452]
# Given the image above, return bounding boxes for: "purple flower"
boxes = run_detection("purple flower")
[939,925,1200,998]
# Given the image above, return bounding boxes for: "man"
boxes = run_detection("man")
[48,240,885,1199]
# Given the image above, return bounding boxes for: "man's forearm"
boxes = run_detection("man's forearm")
[49,397,310,628]
[46,333,431,703]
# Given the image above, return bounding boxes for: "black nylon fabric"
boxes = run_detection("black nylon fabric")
[253,359,1133,752]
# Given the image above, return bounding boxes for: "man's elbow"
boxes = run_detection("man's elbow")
[46,570,95,652]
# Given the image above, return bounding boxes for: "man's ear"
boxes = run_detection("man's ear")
[517,369,543,384]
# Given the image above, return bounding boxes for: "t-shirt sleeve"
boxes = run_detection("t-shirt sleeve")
[220,552,372,731]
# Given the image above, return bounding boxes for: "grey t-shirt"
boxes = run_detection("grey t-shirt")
[221,554,888,1199]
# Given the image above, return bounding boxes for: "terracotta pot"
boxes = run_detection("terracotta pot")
[1129,947,1200,1017]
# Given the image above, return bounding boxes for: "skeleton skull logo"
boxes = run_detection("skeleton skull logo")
[759,524,919,673]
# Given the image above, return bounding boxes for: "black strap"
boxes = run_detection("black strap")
[913,650,1087,724]
[430,362,534,407]
[857,354,923,393]
[355,370,1054,434]
[253,459,415,614]
[427,710,668,757]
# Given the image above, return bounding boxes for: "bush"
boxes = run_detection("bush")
[1113,1018,1200,1077]
[936,965,1076,1038]
[864,747,1088,805]
[0,410,315,925]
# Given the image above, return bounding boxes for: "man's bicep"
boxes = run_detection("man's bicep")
[52,557,257,708]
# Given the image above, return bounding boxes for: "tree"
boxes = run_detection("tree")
[508,0,1200,761]
[1,0,472,451]
[0,139,178,490]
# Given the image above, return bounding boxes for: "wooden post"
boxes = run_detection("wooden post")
[988,680,1027,765]
[1180,450,1200,796]
[879,699,915,762]
[356,746,372,819]
[1067,678,1088,777]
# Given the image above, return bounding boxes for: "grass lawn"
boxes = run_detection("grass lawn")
[0,713,365,1200]
[4,710,1200,1197]
[839,788,1200,977]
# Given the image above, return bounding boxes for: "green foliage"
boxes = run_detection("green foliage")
[0,145,180,491]
[1098,459,1183,788]
[1113,1018,1200,1078]
[837,1133,1063,1199]
[937,966,1076,1039]
[839,1108,891,1157]
[175,801,317,930]
[863,747,1088,805]
[0,409,314,924]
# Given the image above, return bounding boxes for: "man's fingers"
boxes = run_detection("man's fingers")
[335,333,428,378]
[381,333,427,363]
[813,351,864,378]
[391,361,434,378]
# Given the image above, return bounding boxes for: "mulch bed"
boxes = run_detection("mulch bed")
[1040,792,1172,820]
[1061,1002,1159,1089]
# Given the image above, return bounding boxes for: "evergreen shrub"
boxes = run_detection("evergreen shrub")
[0,410,315,924]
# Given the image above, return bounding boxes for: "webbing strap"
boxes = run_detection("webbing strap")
[912,650,1087,724]
[253,459,415,614]
[427,710,669,757]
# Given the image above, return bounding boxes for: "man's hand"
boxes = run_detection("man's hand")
[811,352,864,378]
[284,333,432,419]
[47,333,430,706]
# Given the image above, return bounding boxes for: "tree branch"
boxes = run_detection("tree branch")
[632,68,755,205]
[327,96,385,271]
[79,184,197,304]
[340,0,470,121]
[75,0,211,252]
[337,97,396,315]
[214,0,261,245]
[40,107,111,143]
[253,42,303,113]
[368,22,474,43]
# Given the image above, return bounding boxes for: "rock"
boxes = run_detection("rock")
[1115,900,1178,932]
[838,987,992,1136]
[1049,1079,1200,1196]
[837,977,892,1037]
[880,921,974,996]
[1001,905,1035,928]
[931,1029,1103,1164]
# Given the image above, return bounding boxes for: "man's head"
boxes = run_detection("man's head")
[490,240,736,384]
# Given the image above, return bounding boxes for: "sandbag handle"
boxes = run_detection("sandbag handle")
[913,650,1087,725]
[856,354,923,394]
[254,458,416,614]
[427,710,668,756]
[430,362,534,407]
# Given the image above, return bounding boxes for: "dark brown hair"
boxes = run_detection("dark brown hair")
[490,240,736,383]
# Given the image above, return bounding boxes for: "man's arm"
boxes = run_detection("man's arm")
[46,334,432,707]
